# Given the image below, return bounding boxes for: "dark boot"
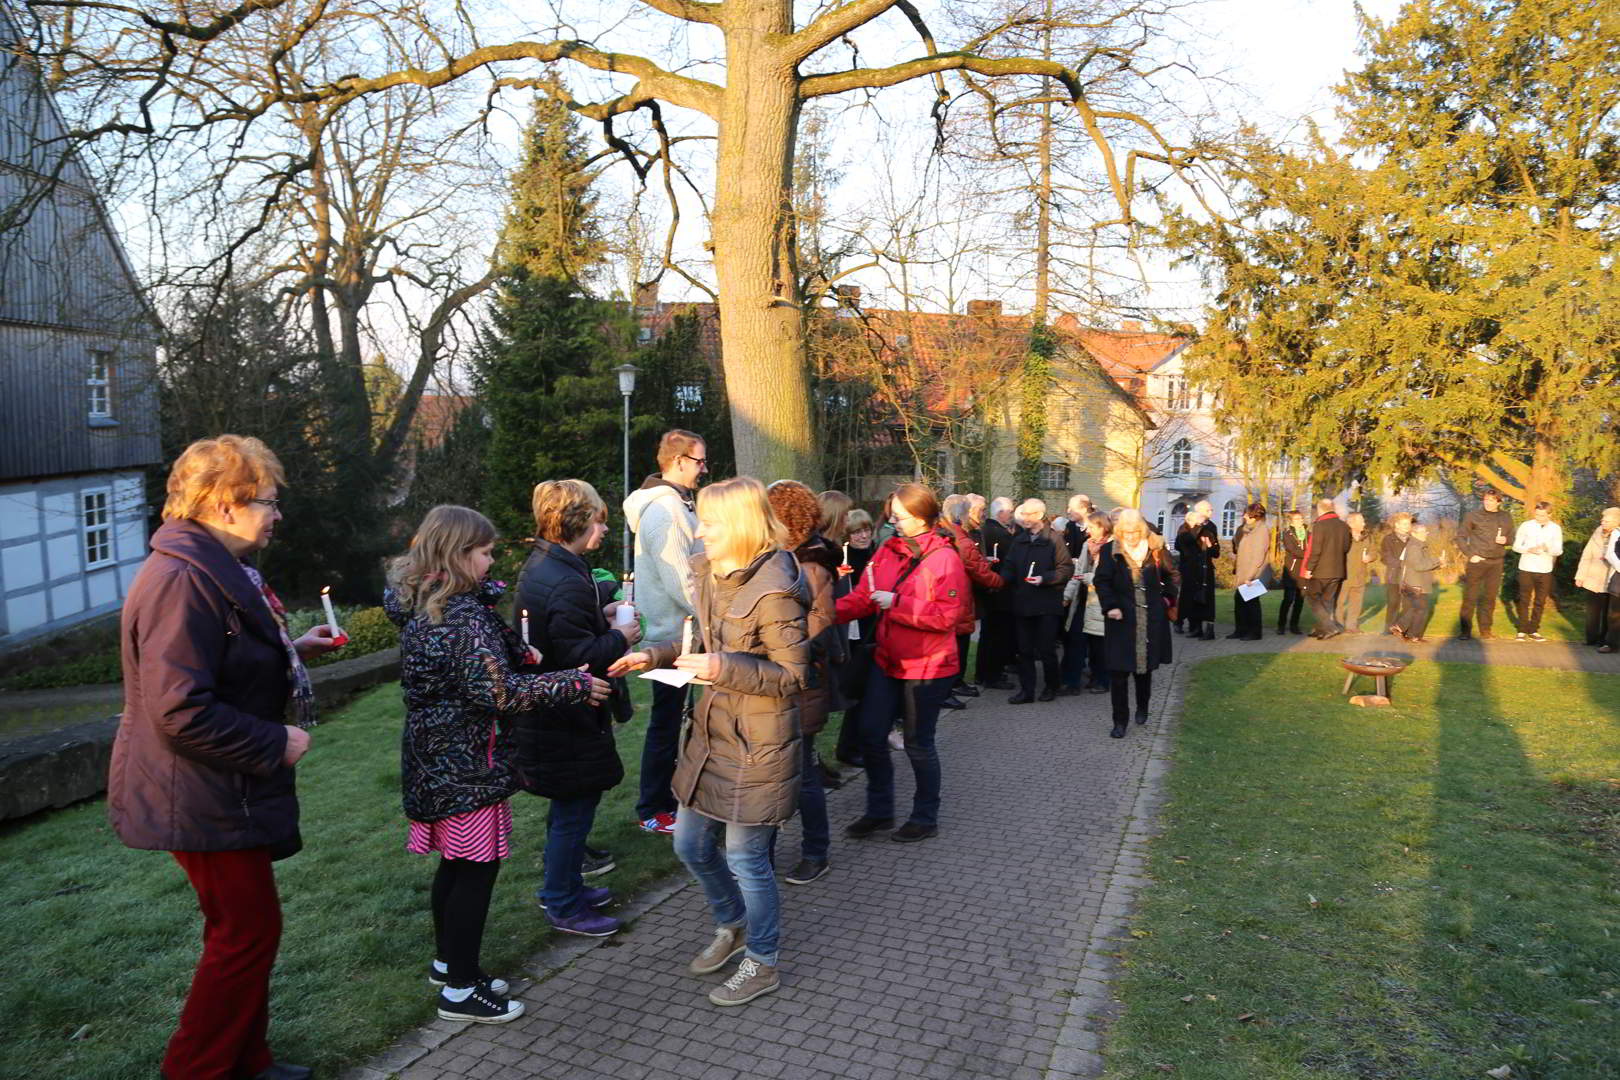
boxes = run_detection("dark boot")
[1110,723,1128,738]
[1201,623,1216,640]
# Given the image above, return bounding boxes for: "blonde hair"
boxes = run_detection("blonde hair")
[162,435,285,521]
[817,489,854,543]
[845,508,875,534]
[697,477,788,575]
[532,479,607,543]
[941,493,968,527]
[965,494,987,530]
[1115,508,1150,547]
[388,505,497,624]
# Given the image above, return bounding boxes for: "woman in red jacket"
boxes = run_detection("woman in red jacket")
[835,483,973,842]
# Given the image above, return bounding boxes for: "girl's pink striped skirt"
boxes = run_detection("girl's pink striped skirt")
[406,800,512,862]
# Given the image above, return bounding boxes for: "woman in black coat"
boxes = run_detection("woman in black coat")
[515,480,639,938]
[1174,505,1221,640]
[1092,509,1178,739]
[1278,510,1307,634]
[999,500,1075,703]
[108,436,342,1080]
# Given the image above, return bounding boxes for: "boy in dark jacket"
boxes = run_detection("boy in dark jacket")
[1456,489,1514,639]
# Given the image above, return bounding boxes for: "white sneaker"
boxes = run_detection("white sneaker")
[1515,633,1528,641]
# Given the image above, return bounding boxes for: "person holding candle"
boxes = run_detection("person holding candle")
[941,493,1002,700]
[513,480,640,937]
[834,483,973,843]
[1456,487,1515,640]
[1000,499,1074,704]
[386,505,611,1022]
[108,435,344,1080]
[623,429,708,835]
[1093,509,1178,738]
[607,477,811,1006]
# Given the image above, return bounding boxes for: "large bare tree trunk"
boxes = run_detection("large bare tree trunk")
[711,0,821,487]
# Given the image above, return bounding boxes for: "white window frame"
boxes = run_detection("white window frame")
[1038,462,1070,490]
[82,488,113,568]
[88,350,113,419]
[1171,438,1192,475]
[1221,499,1240,538]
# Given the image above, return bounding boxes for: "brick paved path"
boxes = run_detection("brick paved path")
[353,631,1617,1080]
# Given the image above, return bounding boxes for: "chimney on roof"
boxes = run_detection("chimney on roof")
[835,284,861,306]
[1120,319,1143,333]
[634,281,659,312]
[967,299,1003,318]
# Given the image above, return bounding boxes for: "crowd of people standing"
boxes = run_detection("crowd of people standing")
[106,429,1620,1076]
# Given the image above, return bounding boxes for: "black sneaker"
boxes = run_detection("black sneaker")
[844,816,895,838]
[940,696,966,710]
[429,964,508,995]
[891,822,938,843]
[437,982,525,1024]
[954,683,981,697]
[582,847,616,878]
[1037,687,1057,702]
[783,858,830,885]
[1135,708,1149,725]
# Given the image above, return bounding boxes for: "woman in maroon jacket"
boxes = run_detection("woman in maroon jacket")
[108,436,342,1080]
[835,483,973,843]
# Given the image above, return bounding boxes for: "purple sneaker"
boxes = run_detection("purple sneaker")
[546,907,621,937]
[581,886,615,909]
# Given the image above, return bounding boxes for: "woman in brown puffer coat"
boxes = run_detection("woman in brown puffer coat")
[611,476,810,1008]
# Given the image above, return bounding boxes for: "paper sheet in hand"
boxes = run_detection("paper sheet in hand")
[1237,580,1268,602]
[639,668,697,687]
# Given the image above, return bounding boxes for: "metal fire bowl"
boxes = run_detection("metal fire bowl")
[1340,656,1409,678]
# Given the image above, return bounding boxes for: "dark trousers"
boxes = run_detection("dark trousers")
[1396,587,1433,639]
[636,679,689,820]
[164,848,280,1080]
[1110,671,1152,725]
[1059,611,1089,688]
[1459,558,1505,634]
[1307,578,1344,633]
[858,671,954,827]
[540,791,602,917]
[1084,633,1109,687]
[1278,580,1304,631]
[432,856,502,985]
[955,632,973,686]
[1518,570,1553,634]
[1384,582,1404,631]
[1234,592,1263,638]
[1014,613,1061,695]
[798,739,830,860]
[1585,592,1620,646]
[976,611,1015,683]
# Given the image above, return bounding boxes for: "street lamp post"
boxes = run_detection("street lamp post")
[615,363,639,576]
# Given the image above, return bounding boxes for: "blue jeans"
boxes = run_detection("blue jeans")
[798,740,829,860]
[857,670,954,827]
[636,681,688,820]
[672,805,781,966]
[539,791,602,917]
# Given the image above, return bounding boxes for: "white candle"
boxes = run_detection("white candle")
[520,608,530,642]
[623,573,634,606]
[1027,561,1036,579]
[681,615,693,656]
[992,543,999,559]
[320,586,342,638]
[842,541,849,566]
[866,565,876,593]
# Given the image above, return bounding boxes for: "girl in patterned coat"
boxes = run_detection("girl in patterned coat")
[386,505,611,1024]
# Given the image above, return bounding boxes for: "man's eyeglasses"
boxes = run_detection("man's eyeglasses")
[681,454,708,468]
[247,497,282,511]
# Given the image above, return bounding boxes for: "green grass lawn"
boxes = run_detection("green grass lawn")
[1210,583,1586,642]
[0,677,685,1079]
[1105,654,1620,1080]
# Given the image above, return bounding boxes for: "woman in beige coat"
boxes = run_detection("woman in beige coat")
[612,477,810,1007]
[1574,507,1620,650]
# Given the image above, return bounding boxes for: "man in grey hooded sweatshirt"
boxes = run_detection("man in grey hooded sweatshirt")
[623,429,707,833]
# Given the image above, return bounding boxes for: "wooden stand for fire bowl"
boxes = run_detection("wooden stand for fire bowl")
[1340,655,1407,706]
